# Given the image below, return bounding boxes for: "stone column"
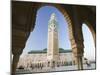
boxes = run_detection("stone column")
[72,42,84,70]
[69,29,84,70]
[67,6,84,70]
[12,48,23,75]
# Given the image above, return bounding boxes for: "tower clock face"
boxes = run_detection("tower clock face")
[48,25,52,32]
[53,24,57,32]
[49,24,57,32]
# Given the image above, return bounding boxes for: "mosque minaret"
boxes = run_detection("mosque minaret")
[47,13,59,67]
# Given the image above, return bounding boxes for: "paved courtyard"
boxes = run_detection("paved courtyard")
[16,63,96,74]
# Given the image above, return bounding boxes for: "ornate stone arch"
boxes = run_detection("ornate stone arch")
[82,21,96,47]
[33,4,84,70]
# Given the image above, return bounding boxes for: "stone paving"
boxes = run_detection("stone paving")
[16,63,96,74]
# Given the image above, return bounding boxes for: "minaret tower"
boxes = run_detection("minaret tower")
[47,13,59,68]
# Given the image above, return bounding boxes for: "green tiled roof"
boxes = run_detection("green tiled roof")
[28,49,72,54]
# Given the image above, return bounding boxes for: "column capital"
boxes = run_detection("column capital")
[12,48,23,56]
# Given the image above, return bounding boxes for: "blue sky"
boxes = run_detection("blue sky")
[23,6,95,60]
[82,24,95,60]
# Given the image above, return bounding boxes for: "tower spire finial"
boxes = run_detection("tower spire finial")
[48,13,58,27]
[50,13,56,21]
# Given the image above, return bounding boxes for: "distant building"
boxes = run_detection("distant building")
[17,49,73,69]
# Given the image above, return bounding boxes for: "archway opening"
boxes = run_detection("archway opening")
[23,6,72,53]
[82,23,96,66]
[17,5,73,71]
